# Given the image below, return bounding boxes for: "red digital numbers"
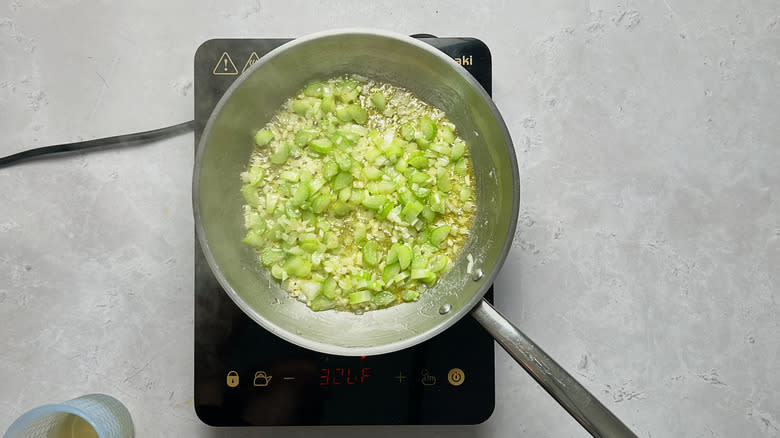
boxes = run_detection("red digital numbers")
[320,367,371,386]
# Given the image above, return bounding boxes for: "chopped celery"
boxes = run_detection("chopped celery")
[353,223,367,244]
[245,211,266,232]
[407,152,429,169]
[241,167,265,185]
[270,141,291,165]
[254,129,274,147]
[397,244,412,270]
[400,123,415,141]
[436,170,452,192]
[382,263,401,283]
[271,264,286,280]
[450,141,466,160]
[292,99,312,116]
[430,254,450,273]
[323,159,339,180]
[338,187,351,202]
[280,170,299,182]
[347,104,368,125]
[309,138,333,154]
[372,291,395,307]
[291,183,311,207]
[262,248,285,265]
[311,295,336,311]
[323,231,339,249]
[311,193,332,213]
[241,185,261,207]
[410,170,433,185]
[304,82,324,97]
[300,280,322,300]
[300,239,319,252]
[411,184,431,199]
[321,96,336,113]
[401,289,419,302]
[331,200,352,216]
[411,268,436,284]
[429,191,446,214]
[333,172,353,191]
[454,157,468,175]
[439,125,455,143]
[420,116,437,140]
[377,201,394,219]
[401,200,424,223]
[283,256,311,277]
[334,151,353,171]
[362,240,380,266]
[362,194,386,210]
[295,129,318,146]
[322,276,338,299]
[430,225,451,247]
[371,92,386,111]
[336,106,352,122]
[420,205,436,222]
[349,290,373,305]
[242,231,265,248]
[363,166,383,180]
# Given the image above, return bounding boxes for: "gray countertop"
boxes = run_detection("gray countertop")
[1,1,778,437]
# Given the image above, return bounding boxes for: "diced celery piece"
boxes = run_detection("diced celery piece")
[411,252,429,269]
[401,289,419,302]
[382,263,401,283]
[350,189,366,204]
[311,193,332,214]
[347,104,368,125]
[310,138,333,154]
[420,205,436,222]
[394,157,408,172]
[277,182,292,197]
[291,183,311,207]
[300,240,319,253]
[371,92,386,111]
[292,99,312,116]
[362,194,386,210]
[454,157,468,175]
[334,151,353,171]
[409,171,432,185]
[270,141,291,165]
[430,254,450,273]
[420,116,437,140]
[377,201,394,219]
[311,295,335,311]
[436,170,452,192]
[411,184,431,199]
[336,106,352,122]
[338,187,351,202]
[300,280,322,300]
[353,223,367,244]
[400,123,415,141]
[241,185,261,207]
[280,170,299,182]
[363,166,383,180]
[295,129,318,146]
[321,96,336,113]
[408,151,429,169]
[411,268,436,284]
[430,142,450,155]
[283,256,311,277]
[414,133,431,149]
[430,225,451,247]
[271,264,286,280]
[429,191,446,214]
[242,231,265,248]
[254,129,274,147]
[397,244,412,270]
[439,125,455,143]
[373,291,395,307]
[284,200,300,218]
[241,166,265,185]
[349,290,373,305]
[245,211,267,232]
[401,199,424,223]
[322,276,338,299]
[323,159,339,180]
[331,200,352,216]
[384,144,404,162]
[324,231,339,249]
[450,141,466,160]
[304,82,324,97]
[362,240,380,266]
[460,188,472,202]
[300,170,313,184]
[333,172,353,191]
[261,247,285,265]
[398,188,415,206]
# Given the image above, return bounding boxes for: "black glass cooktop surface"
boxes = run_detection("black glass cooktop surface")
[193,36,495,426]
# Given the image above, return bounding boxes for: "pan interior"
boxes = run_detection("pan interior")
[194,30,518,356]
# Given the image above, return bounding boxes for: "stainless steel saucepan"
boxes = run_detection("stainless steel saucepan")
[194,29,636,437]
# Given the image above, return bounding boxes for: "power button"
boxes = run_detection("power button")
[447,368,465,386]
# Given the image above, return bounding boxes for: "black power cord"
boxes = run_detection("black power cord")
[0,120,195,168]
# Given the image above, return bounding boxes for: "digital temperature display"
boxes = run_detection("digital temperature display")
[320,367,371,386]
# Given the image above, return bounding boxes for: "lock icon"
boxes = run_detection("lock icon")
[226,370,239,388]
[253,371,273,387]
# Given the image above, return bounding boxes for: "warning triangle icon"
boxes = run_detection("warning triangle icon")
[242,52,261,73]
[212,52,238,76]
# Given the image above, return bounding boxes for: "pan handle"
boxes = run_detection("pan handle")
[470,299,637,438]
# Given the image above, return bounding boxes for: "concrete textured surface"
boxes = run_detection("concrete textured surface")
[1,1,778,437]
